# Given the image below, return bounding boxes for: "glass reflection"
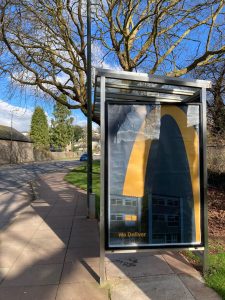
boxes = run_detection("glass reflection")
[107,103,201,248]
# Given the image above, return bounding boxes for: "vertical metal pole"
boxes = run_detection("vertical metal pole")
[100,76,106,285]
[201,88,209,274]
[10,112,13,164]
[87,0,92,216]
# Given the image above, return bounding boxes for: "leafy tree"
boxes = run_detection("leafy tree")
[72,125,84,142]
[70,125,84,151]
[30,106,49,149]
[50,95,74,151]
[0,1,225,124]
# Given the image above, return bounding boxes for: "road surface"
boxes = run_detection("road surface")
[0,160,80,194]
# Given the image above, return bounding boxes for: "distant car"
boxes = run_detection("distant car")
[80,153,88,161]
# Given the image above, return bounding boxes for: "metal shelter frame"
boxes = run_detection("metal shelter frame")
[93,68,211,285]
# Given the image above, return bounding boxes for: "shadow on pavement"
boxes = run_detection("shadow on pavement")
[0,173,220,300]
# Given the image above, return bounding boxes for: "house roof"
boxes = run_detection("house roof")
[0,125,31,142]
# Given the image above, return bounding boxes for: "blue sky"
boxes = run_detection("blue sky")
[0,76,88,132]
[0,42,114,133]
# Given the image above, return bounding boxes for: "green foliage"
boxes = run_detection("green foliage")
[182,251,201,264]
[50,95,74,151]
[72,125,84,142]
[205,253,225,299]
[30,106,49,149]
[64,161,100,217]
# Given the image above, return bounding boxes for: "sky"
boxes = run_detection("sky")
[0,43,111,133]
[0,76,96,133]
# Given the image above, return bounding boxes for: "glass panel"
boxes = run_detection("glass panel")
[107,103,201,248]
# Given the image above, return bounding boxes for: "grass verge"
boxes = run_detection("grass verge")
[183,239,225,299]
[205,253,225,299]
[64,161,100,217]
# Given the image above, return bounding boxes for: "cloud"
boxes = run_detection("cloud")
[92,42,122,71]
[0,100,49,132]
[74,114,99,130]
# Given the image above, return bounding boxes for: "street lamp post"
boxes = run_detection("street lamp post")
[87,0,92,216]
[10,108,19,164]
[10,111,14,164]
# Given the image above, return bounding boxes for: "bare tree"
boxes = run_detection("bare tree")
[96,0,225,76]
[195,60,225,136]
[0,0,225,124]
[0,0,93,118]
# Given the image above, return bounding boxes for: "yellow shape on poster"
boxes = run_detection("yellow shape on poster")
[125,215,137,221]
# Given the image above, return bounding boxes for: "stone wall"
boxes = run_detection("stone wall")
[0,139,34,164]
[50,151,81,160]
[0,139,83,165]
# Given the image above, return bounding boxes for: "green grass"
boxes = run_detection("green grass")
[205,252,225,299]
[64,161,100,217]
[65,162,225,298]
[182,250,201,265]
[183,241,225,299]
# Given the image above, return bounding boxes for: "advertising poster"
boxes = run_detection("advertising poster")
[106,103,202,249]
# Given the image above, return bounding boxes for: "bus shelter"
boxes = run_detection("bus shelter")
[93,68,211,284]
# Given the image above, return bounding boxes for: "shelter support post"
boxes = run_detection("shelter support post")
[89,193,96,219]
[202,88,209,274]
[100,76,106,285]
[87,0,92,217]
[192,87,209,274]
[193,248,208,274]
[203,247,209,274]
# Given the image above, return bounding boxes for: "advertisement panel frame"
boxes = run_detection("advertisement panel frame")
[105,101,204,251]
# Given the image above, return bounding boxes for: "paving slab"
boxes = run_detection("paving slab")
[48,207,75,217]
[13,247,67,266]
[106,255,174,280]
[0,245,24,269]
[179,274,221,300]
[5,215,43,231]
[162,252,202,279]
[40,216,73,230]
[110,275,195,300]
[0,285,58,300]
[65,247,100,262]
[0,268,9,283]
[0,171,221,300]
[0,187,30,223]
[60,260,99,284]
[2,263,63,286]
[32,228,70,241]
[56,283,109,300]
[30,204,53,219]
[68,236,99,248]
[28,237,67,249]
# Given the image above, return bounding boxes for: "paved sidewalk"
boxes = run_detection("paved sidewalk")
[0,173,221,300]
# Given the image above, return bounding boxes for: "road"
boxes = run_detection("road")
[0,160,81,194]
